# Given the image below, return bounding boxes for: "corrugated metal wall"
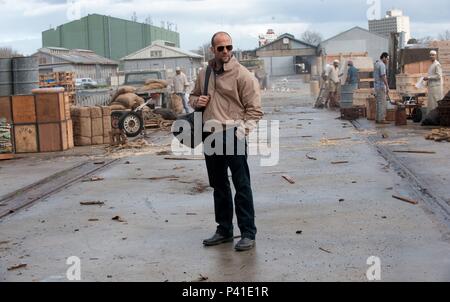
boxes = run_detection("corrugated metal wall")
[42,14,180,61]
[123,57,203,81]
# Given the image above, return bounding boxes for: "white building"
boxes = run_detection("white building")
[368,9,411,44]
[319,27,389,62]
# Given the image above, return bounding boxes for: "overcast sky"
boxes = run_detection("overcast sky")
[0,0,449,55]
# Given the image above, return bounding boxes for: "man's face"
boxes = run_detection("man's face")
[333,62,339,68]
[211,34,233,64]
[430,53,437,61]
[176,70,181,75]
[382,56,389,64]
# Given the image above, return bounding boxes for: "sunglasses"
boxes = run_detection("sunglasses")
[216,45,233,52]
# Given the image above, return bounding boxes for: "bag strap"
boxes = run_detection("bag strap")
[196,65,212,113]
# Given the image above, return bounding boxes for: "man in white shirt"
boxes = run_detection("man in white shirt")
[424,50,444,111]
[324,60,341,108]
[173,67,191,113]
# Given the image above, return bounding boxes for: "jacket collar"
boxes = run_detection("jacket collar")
[209,55,238,73]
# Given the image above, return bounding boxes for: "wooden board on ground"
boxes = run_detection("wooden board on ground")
[0,153,14,160]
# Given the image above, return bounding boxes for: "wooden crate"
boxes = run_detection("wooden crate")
[0,96,12,123]
[386,109,396,122]
[396,74,427,95]
[353,88,373,107]
[14,124,38,153]
[67,119,74,149]
[403,61,432,74]
[35,92,65,123]
[38,121,70,152]
[12,95,36,124]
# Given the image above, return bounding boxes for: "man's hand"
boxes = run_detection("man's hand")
[423,77,429,81]
[196,95,210,108]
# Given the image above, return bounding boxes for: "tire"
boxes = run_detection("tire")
[412,108,423,123]
[111,111,125,129]
[119,112,143,137]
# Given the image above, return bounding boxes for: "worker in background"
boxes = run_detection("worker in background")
[324,60,342,108]
[423,50,444,111]
[346,60,359,86]
[173,67,191,113]
[374,52,390,124]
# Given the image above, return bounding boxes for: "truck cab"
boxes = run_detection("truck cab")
[123,70,168,108]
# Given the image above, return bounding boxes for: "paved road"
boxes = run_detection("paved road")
[1,93,450,282]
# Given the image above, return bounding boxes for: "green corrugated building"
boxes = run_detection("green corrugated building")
[42,14,180,61]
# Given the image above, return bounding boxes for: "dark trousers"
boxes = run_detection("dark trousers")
[203,129,257,240]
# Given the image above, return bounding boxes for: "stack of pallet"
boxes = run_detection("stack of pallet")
[71,106,111,146]
[39,72,76,104]
[353,89,402,107]
[396,74,428,95]
[429,41,450,94]
[0,91,74,153]
[0,118,13,155]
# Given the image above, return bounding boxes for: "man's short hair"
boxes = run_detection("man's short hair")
[380,52,389,60]
[211,32,232,47]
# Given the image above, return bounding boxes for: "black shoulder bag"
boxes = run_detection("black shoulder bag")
[172,66,212,149]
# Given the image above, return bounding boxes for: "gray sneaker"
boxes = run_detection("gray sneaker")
[235,238,255,251]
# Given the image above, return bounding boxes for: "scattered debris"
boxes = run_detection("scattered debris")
[124,161,131,164]
[381,131,389,139]
[392,195,419,205]
[327,137,352,141]
[156,151,172,156]
[339,199,345,202]
[112,216,126,222]
[83,176,104,182]
[0,241,10,245]
[80,201,105,206]
[88,218,99,222]
[425,128,450,142]
[131,175,179,181]
[173,166,185,170]
[296,230,303,234]
[94,161,105,165]
[164,157,204,161]
[331,161,349,165]
[191,182,209,194]
[319,247,332,254]
[392,150,436,154]
[306,153,317,161]
[193,274,208,282]
[282,175,296,184]
[7,264,27,271]
[186,213,198,216]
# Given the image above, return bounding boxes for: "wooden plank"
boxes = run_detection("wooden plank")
[0,96,12,123]
[0,153,14,160]
[392,195,419,205]
[14,124,38,153]
[38,121,67,152]
[35,92,65,123]
[67,119,74,149]
[12,95,36,124]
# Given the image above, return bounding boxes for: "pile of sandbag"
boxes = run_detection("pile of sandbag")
[139,79,168,92]
[169,93,184,115]
[71,106,112,146]
[0,118,13,154]
[110,86,145,110]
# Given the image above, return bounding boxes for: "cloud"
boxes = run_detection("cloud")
[0,0,449,55]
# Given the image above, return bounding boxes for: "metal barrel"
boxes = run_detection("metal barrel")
[340,84,357,108]
[0,58,13,96]
[12,56,39,95]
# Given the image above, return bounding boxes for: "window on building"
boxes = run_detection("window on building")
[150,50,162,58]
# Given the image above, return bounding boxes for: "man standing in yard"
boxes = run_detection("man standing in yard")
[374,52,390,124]
[424,50,444,111]
[346,60,359,86]
[189,32,264,252]
[324,60,341,108]
[173,67,191,113]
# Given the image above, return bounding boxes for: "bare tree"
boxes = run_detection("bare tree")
[438,30,450,41]
[417,36,434,45]
[0,47,22,58]
[192,43,214,62]
[301,30,323,46]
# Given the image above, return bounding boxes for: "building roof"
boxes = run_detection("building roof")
[121,41,203,60]
[320,26,388,45]
[35,47,119,65]
[256,33,318,51]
